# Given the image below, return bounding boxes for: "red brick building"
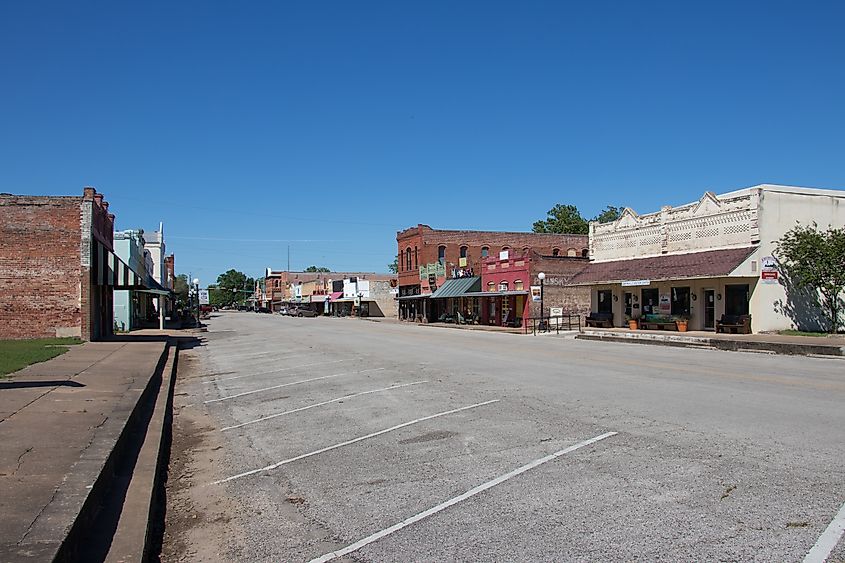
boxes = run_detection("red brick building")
[396,224,589,322]
[0,187,140,340]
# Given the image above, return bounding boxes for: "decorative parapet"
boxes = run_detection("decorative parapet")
[590,190,756,262]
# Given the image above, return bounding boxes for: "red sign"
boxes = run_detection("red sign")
[761,271,778,280]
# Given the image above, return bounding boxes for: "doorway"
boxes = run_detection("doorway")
[704,289,715,330]
[624,292,633,318]
[641,288,659,316]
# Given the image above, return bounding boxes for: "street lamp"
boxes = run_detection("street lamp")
[538,272,546,325]
[193,278,200,326]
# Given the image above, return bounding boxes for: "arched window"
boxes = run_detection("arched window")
[522,247,529,255]
[552,248,560,256]
[438,245,446,265]
[501,246,510,252]
[414,246,418,268]
[487,281,496,292]
[481,246,489,258]
[514,279,524,291]
[567,248,577,257]
[460,246,468,258]
[405,248,412,271]
[499,281,509,292]
[582,248,589,258]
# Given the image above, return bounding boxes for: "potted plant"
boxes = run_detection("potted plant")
[626,314,638,330]
[675,315,690,332]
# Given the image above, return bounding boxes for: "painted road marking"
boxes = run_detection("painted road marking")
[204,368,385,404]
[212,399,500,485]
[804,500,845,563]
[204,359,351,384]
[222,381,428,431]
[308,431,618,563]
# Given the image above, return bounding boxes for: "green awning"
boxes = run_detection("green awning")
[429,276,481,299]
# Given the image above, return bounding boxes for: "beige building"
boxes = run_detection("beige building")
[570,184,845,333]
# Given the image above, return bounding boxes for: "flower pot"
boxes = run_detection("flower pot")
[628,319,638,330]
[676,321,688,332]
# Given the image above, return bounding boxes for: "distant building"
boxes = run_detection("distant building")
[570,184,845,332]
[396,224,589,323]
[0,187,145,340]
[263,269,396,314]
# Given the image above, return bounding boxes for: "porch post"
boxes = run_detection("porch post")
[159,295,165,330]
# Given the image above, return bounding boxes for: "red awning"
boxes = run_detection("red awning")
[328,291,344,302]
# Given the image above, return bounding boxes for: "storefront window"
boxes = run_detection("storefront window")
[597,289,613,313]
[671,286,691,316]
[725,284,749,315]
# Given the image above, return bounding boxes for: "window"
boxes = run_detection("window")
[725,284,749,316]
[501,246,510,252]
[552,248,560,256]
[481,246,489,258]
[414,246,418,268]
[671,286,691,317]
[499,281,509,292]
[514,279,524,291]
[438,245,446,265]
[487,281,496,292]
[522,247,529,254]
[567,248,577,257]
[405,248,412,271]
[597,289,613,313]
[582,249,589,258]
[460,246,468,258]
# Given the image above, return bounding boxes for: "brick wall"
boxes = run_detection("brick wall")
[0,195,83,339]
[529,254,592,321]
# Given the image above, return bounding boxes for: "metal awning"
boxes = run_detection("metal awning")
[461,290,528,298]
[94,240,144,289]
[428,276,481,299]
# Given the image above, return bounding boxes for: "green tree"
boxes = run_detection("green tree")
[532,204,588,234]
[305,265,331,272]
[211,269,255,307]
[173,274,190,307]
[593,205,623,223]
[388,258,398,274]
[776,223,845,333]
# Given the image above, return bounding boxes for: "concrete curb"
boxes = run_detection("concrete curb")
[576,331,845,357]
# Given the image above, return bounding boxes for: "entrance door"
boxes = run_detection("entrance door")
[624,292,633,318]
[641,288,659,316]
[704,289,715,329]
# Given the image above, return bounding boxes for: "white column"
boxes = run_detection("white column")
[159,295,165,330]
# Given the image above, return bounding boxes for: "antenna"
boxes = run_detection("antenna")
[287,245,290,272]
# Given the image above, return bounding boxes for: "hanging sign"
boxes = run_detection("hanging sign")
[530,286,542,302]
[198,289,209,305]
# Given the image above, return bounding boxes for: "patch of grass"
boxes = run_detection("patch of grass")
[0,337,82,377]
[777,330,830,337]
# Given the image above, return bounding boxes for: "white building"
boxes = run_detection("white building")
[570,184,845,333]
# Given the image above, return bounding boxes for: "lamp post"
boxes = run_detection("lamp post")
[538,271,546,325]
[193,277,200,326]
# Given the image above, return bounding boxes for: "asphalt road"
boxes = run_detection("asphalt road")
[165,311,845,562]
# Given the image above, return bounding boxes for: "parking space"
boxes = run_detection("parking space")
[165,312,845,562]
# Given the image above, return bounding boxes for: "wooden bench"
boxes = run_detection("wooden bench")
[716,314,751,334]
[585,312,614,328]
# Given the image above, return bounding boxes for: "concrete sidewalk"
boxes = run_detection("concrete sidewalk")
[577,327,845,357]
[0,338,174,561]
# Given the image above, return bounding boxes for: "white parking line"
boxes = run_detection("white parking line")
[308,431,618,563]
[204,368,385,404]
[204,359,351,384]
[222,381,428,431]
[804,500,845,563]
[211,399,499,485]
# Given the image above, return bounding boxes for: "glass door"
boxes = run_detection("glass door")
[704,289,715,329]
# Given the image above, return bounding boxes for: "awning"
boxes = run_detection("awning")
[308,294,331,303]
[397,294,430,300]
[568,247,758,286]
[94,240,144,289]
[461,290,528,298]
[429,276,481,299]
[328,291,344,302]
[137,273,171,296]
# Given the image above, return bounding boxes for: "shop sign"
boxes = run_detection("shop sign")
[550,307,563,317]
[761,270,779,284]
[530,286,542,302]
[419,262,446,281]
[761,256,777,271]
[659,293,671,314]
[198,289,209,305]
[622,279,651,287]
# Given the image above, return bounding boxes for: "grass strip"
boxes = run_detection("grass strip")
[0,338,82,377]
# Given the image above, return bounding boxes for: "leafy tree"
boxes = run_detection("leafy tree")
[532,203,624,234]
[173,274,190,307]
[388,258,398,274]
[532,204,588,234]
[211,269,255,307]
[305,265,331,272]
[593,205,623,224]
[776,223,845,333]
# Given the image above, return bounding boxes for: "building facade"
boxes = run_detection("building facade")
[0,187,137,340]
[572,184,845,332]
[396,224,589,323]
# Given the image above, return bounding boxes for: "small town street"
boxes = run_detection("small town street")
[164,311,845,562]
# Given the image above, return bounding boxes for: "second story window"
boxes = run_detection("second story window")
[438,245,446,265]
[481,246,489,258]
[460,246,468,258]
[552,248,560,256]
[405,248,412,271]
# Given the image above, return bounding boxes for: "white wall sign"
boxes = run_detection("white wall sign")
[198,289,209,305]
[550,307,563,317]
[622,279,651,287]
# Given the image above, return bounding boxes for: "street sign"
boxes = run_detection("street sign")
[198,289,209,305]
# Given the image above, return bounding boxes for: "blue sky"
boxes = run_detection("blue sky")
[2,1,843,283]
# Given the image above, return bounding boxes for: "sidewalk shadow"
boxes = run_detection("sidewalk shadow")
[0,380,85,389]
[104,335,204,350]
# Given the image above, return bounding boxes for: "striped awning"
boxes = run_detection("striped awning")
[94,240,145,288]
